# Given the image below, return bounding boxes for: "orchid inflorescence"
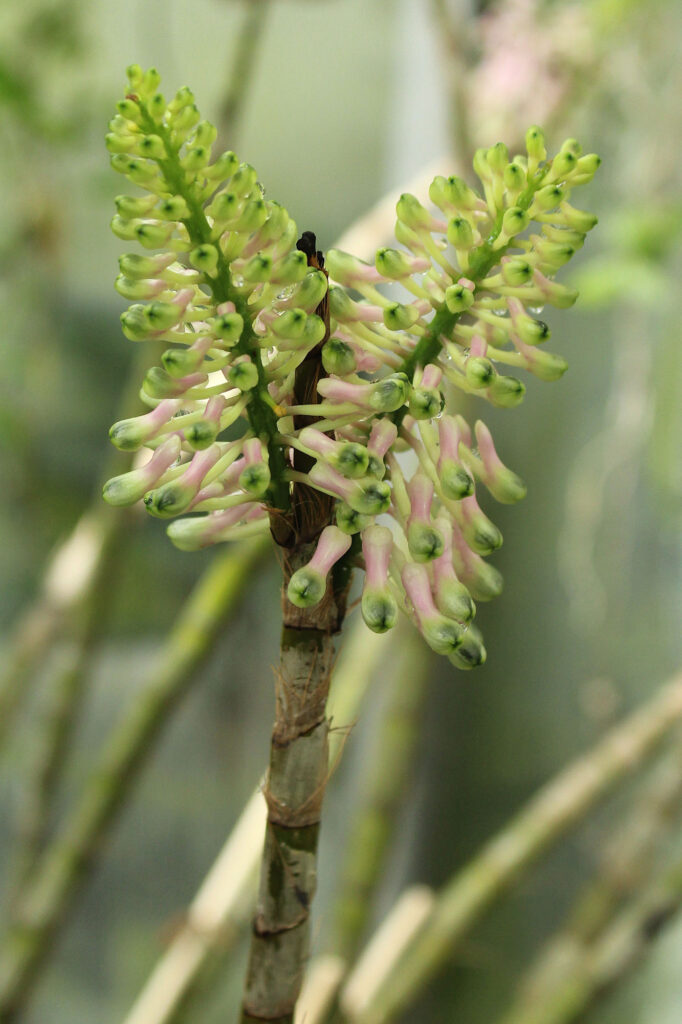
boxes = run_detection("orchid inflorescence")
[104,66,599,670]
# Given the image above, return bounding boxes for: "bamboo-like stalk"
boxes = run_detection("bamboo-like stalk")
[340,672,682,1024]
[496,738,682,1024]
[121,620,394,1024]
[497,854,682,1024]
[0,537,267,1021]
[332,628,429,962]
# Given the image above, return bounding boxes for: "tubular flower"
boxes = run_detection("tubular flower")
[104,68,599,669]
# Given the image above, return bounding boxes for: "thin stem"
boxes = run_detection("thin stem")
[496,738,682,1024]
[0,538,267,1021]
[343,672,682,1024]
[217,0,272,145]
[497,854,682,1024]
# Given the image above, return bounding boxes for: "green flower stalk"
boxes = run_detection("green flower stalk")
[102,66,599,1021]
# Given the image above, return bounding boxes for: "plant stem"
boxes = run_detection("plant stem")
[0,538,267,1021]
[344,672,682,1024]
[121,620,393,1024]
[496,737,682,1024]
[217,0,272,145]
[498,854,682,1024]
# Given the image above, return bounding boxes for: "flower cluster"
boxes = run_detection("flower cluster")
[104,66,599,669]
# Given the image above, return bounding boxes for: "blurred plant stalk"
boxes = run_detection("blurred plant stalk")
[335,671,682,1023]
[495,736,682,1024]
[0,535,268,1019]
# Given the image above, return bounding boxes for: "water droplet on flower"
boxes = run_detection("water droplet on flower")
[529,305,545,315]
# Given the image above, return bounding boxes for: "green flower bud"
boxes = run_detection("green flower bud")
[115,275,162,301]
[289,269,328,312]
[273,249,308,285]
[488,375,525,408]
[243,253,272,284]
[503,162,526,193]
[209,191,241,223]
[182,145,211,172]
[361,589,398,634]
[136,134,166,160]
[272,308,307,340]
[239,462,270,496]
[466,561,504,602]
[349,479,391,516]
[185,419,219,450]
[287,568,326,608]
[120,305,151,341]
[167,85,195,113]
[161,346,204,378]
[501,206,530,238]
[336,502,372,535]
[369,373,410,413]
[144,481,195,518]
[465,356,496,389]
[135,221,176,250]
[105,132,136,155]
[409,386,444,420]
[407,521,444,563]
[204,150,240,181]
[501,257,533,286]
[558,203,598,232]
[334,443,370,479]
[435,579,475,624]
[573,153,601,183]
[448,625,486,669]
[396,192,433,230]
[231,162,259,196]
[211,311,244,345]
[487,142,509,174]
[383,302,420,331]
[440,459,474,500]
[429,174,478,210]
[111,215,141,241]
[228,359,259,391]
[322,338,356,376]
[115,194,157,218]
[444,283,475,313]
[375,247,416,279]
[148,93,166,123]
[116,98,143,124]
[118,252,174,279]
[142,301,185,331]
[143,366,196,398]
[189,244,219,275]
[533,185,565,213]
[524,350,568,382]
[447,217,475,249]
[525,126,547,164]
[231,198,268,233]
[515,314,550,345]
[157,196,191,220]
[422,616,465,656]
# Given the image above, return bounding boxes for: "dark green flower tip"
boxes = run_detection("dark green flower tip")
[407,522,445,563]
[287,568,326,609]
[361,590,398,634]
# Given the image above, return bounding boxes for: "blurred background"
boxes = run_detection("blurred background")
[0,1,681,1022]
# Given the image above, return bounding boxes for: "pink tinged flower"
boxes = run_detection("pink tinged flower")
[471,421,527,504]
[406,473,444,562]
[287,525,352,608]
[432,517,476,623]
[469,335,488,358]
[366,419,398,478]
[167,503,265,551]
[361,525,398,633]
[144,443,224,517]
[453,492,503,555]
[419,364,443,389]
[298,427,369,479]
[401,563,464,656]
[239,438,271,496]
[103,435,182,506]
[449,519,504,602]
[437,416,475,501]
[109,398,183,451]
